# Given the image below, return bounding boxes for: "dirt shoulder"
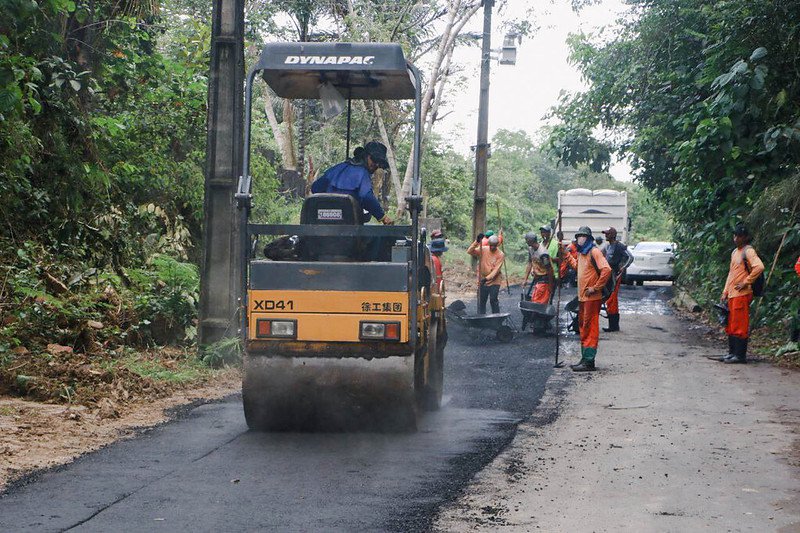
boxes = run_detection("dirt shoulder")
[0,368,240,492]
[435,300,800,531]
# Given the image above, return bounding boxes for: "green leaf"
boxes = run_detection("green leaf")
[69,79,81,91]
[28,96,42,114]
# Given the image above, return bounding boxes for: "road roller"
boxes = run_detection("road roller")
[234,42,446,431]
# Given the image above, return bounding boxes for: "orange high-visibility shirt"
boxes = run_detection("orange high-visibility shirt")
[566,246,611,302]
[795,254,800,278]
[432,254,444,285]
[723,245,765,299]
[467,242,505,286]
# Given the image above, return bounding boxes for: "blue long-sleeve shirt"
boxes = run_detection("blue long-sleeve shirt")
[311,162,385,221]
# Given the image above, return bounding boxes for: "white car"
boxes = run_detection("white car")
[624,241,675,285]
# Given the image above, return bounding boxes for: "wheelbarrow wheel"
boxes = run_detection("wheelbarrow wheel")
[496,325,514,343]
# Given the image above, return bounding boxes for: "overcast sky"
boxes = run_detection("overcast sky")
[438,0,631,180]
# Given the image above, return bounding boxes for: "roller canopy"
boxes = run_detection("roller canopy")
[254,42,417,100]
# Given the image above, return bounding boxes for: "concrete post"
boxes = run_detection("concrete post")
[199,0,245,345]
[472,0,493,264]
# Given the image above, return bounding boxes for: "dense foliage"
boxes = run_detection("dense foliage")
[547,0,800,330]
[0,0,674,404]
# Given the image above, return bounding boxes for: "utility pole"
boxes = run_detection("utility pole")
[199,0,245,345]
[472,0,493,255]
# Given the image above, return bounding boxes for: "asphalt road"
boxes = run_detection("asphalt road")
[0,285,667,532]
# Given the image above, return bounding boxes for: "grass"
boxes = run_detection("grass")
[102,348,213,384]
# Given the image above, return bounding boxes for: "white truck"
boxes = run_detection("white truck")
[557,189,629,243]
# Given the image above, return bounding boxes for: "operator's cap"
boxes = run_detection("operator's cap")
[539,225,552,233]
[430,229,444,240]
[601,226,617,237]
[575,226,593,238]
[488,235,500,245]
[364,141,390,170]
[524,232,538,242]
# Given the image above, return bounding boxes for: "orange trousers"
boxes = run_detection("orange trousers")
[579,299,602,349]
[531,282,551,304]
[606,275,621,314]
[726,294,753,339]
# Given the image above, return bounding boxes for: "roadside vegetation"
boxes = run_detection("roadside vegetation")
[547,0,800,361]
[4,0,793,412]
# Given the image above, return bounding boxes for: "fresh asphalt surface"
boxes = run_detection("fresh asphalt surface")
[0,284,670,532]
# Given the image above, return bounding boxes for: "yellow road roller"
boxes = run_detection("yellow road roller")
[234,42,446,431]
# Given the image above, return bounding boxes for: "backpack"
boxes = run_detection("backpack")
[589,250,617,303]
[742,247,766,297]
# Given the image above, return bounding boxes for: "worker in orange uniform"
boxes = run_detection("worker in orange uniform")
[524,233,554,304]
[564,226,612,372]
[428,237,447,293]
[717,224,764,364]
[467,233,505,315]
[564,238,579,288]
[793,254,800,342]
[557,231,569,280]
[601,227,632,332]
[480,229,503,247]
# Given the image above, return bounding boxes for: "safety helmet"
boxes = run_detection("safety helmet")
[488,235,500,245]
[575,226,593,238]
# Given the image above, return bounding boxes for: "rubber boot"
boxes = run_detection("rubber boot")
[603,314,620,332]
[714,336,736,362]
[724,337,747,364]
[572,347,596,372]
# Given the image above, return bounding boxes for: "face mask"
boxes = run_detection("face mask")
[577,236,588,246]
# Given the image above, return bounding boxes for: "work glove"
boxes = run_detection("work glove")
[476,233,484,243]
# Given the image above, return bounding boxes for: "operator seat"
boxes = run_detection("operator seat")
[299,194,361,261]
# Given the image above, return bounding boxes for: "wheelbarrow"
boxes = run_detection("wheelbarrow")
[518,300,557,335]
[446,300,515,342]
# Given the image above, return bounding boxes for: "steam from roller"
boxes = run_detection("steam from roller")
[243,355,417,432]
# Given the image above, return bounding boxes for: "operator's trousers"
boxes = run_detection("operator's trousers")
[531,281,551,304]
[725,294,753,339]
[579,299,602,362]
[606,275,622,314]
[478,284,501,315]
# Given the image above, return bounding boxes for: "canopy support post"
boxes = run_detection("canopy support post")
[345,98,352,159]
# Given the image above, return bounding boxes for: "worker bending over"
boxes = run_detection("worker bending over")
[565,226,612,372]
[717,224,764,364]
[467,233,505,315]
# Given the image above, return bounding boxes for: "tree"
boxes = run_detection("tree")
[546,0,800,321]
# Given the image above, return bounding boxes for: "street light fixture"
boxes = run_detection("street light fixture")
[471,6,519,262]
[499,33,518,65]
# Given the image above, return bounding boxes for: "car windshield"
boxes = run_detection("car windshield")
[634,242,672,252]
